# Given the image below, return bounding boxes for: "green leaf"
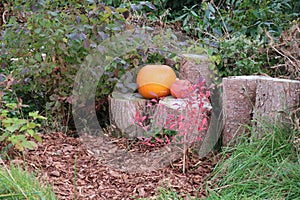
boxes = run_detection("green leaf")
[21,140,37,150]
[28,111,39,118]
[0,132,10,142]
[34,28,42,34]
[29,111,47,120]
[34,53,42,62]
[5,103,17,109]
[173,13,187,22]
[1,110,8,117]
[11,134,26,141]
[115,7,128,13]
[4,118,27,126]
[27,129,35,136]
[48,11,58,17]
[5,124,21,133]
[191,10,199,18]
[19,125,28,132]
[32,133,42,143]
[27,122,39,129]
[208,3,215,13]
[15,141,24,151]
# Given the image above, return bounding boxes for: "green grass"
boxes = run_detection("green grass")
[0,163,56,200]
[157,189,182,200]
[137,187,198,200]
[156,187,195,200]
[206,122,300,199]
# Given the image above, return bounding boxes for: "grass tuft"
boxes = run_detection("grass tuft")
[206,122,300,199]
[0,162,56,200]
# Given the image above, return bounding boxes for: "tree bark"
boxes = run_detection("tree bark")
[222,76,262,146]
[253,77,300,133]
[179,54,214,87]
[222,76,300,146]
[152,96,211,144]
[108,92,150,137]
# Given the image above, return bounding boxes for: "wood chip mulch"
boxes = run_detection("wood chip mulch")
[10,132,221,200]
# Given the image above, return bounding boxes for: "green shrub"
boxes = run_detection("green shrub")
[176,0,299,39]
[0,73,46,156]
[1,1,128,130]
[174,0,299,78]
[107,0,299,79]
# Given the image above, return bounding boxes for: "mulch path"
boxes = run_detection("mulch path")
[10,132,221,199]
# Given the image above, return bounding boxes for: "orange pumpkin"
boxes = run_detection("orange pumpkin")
[170,79,193,98]
[136,65,177,99]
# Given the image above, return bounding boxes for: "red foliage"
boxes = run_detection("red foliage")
[135,79,211,147]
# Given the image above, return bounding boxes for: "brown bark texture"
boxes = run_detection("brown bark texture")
[222,76,300,146]
[253,77,300,133]
[179,54,214,86]
[108,92,150,137]
[222,76,258,145]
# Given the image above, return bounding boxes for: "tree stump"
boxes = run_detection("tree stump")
[179,54,214,87]
[151,96,211,144]
[222,76,300,146]
[222,76,259,145]
[253,77,300,133]
[108,92,150,137]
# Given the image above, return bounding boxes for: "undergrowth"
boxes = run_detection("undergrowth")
[206,122,300,199]
[0,162,56,200]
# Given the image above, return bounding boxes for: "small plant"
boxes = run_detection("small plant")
[135,79,211,173]
[0,73,46,155]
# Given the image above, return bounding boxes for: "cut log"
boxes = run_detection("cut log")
[151,96,212,144]
[253,77,300,133]
[108,92,150,137]
[179,54,214,87]
[222,76,263,146]
[222,76,300,146]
